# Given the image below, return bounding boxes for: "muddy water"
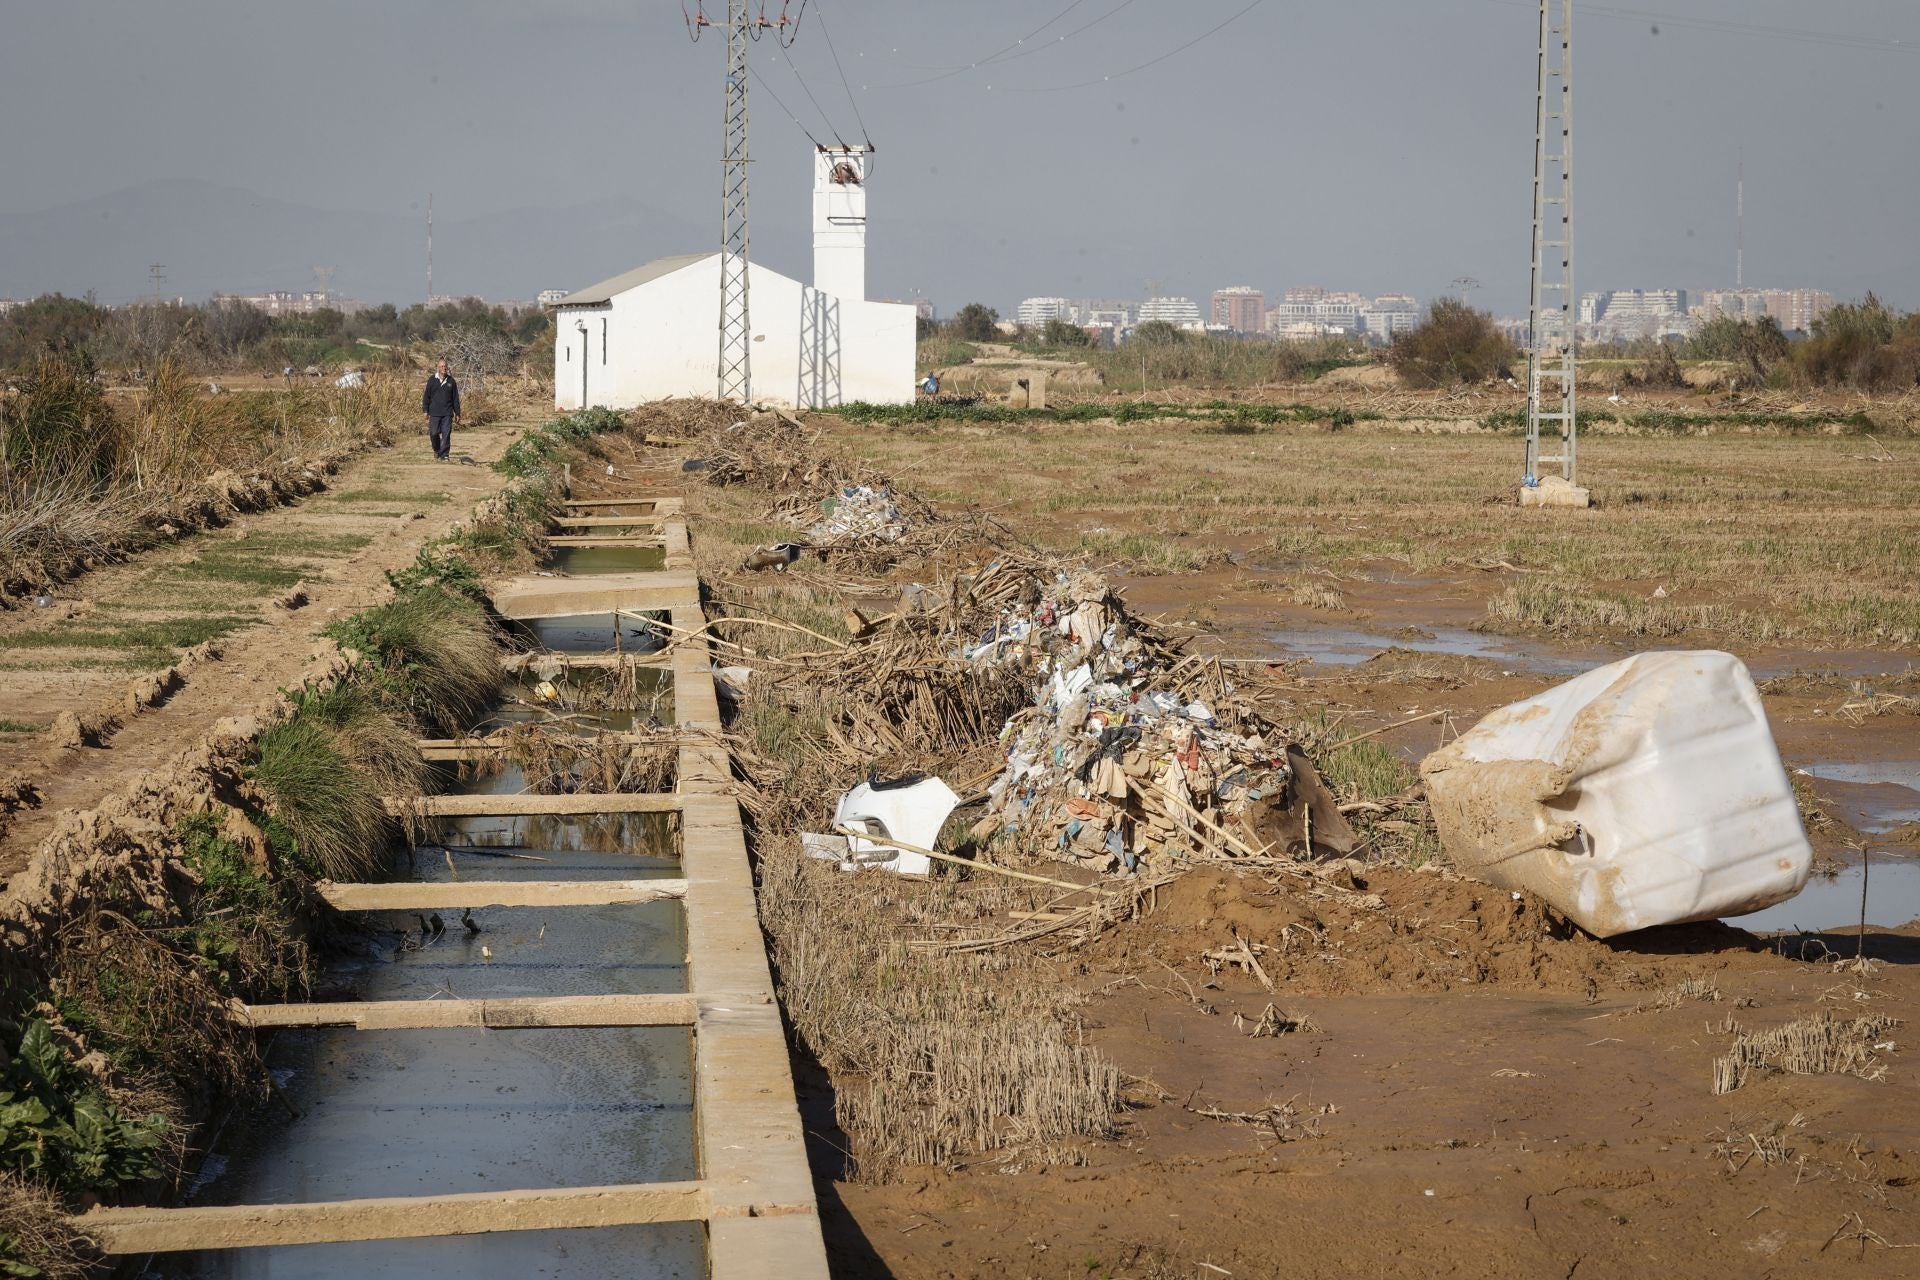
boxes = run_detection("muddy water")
[1265,623,1607,676]
[547,545,668,576]
[163,691,703,1276]
[1732,855,1920,933]
[1798,761,1920,835]
[507,612,668,655]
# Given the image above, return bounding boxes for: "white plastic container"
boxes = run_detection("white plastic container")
[1420,650,1812,937]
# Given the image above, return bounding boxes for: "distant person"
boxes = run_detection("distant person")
[422,358,461,461]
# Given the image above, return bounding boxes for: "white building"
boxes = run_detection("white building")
[1264,287,1370,336]
[536,289,570,307]
[1361,294,1419,343]
[1136,295,1204,329]
[1016,296,1076,327]
[550,144,915,410]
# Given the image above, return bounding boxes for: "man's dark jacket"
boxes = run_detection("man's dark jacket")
[422,373,461,417]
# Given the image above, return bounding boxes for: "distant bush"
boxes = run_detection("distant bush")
[1035,318,1094,349]
[1131,320,1185,348]
[1388,299,1515,388]
[949,303,1000,343]
[1787,294,1920,391]
[1687,315,1789,381]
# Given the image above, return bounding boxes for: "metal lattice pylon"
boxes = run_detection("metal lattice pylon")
[717,0,753,404]
[1525,0,1577,486]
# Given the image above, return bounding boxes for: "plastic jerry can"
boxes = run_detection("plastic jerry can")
[1420,650,1812,937]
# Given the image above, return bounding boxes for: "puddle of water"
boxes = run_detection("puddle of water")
[1797,762,1920,835]
[1729,857,1920,932]
[547,544,667,576]
[508,612,668,655]
[425,811,679,855]
[158,1224,705,1280]
[1265,624,1606,677]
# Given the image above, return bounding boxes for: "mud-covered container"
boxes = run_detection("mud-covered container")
[1420,650,1813,937]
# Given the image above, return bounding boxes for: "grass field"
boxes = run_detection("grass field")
[818,416,1920,650]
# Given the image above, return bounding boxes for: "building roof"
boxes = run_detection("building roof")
[555,253,715,307]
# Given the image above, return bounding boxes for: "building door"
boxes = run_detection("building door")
[580,331,590,408]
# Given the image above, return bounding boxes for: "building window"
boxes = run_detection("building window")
[601,318,608,364]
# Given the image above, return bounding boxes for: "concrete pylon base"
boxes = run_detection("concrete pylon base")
[1520,476,1592,509]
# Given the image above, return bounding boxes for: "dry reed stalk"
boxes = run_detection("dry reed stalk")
[1712,1010,1904,1094]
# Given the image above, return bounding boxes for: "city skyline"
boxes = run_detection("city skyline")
[3,3,1917,314]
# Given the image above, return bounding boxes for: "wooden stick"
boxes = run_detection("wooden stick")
[831,827,1110,897]
[1324,711,1438,755]
[1126,776,1271,860]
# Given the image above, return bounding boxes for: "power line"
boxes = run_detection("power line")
[981,0,1143,68]
[748,62,823,146]
[1012,0,1267,93]
[871,0,1103,88]
[779,37,848,145]
[811,0,870,144]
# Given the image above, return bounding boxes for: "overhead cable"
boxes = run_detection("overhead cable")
[812,0,872,145]
[1013,0,1267,92]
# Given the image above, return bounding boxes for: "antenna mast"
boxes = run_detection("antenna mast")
[1524,0,1578,489]
[426,193,434,305]
[1736,148,1745,290]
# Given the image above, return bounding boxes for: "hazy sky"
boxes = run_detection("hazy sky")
[3,0,1916,313]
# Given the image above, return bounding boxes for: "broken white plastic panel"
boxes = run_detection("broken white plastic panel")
[1420,651,1812,937]
[830,776,961,876]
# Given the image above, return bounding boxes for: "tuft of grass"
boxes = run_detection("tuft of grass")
[0,719,41,734]
[1078,530,1221,575]
[324,586,501,733]
[252,712,391,882]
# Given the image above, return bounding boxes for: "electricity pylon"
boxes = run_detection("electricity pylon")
[1524,0,1577,487]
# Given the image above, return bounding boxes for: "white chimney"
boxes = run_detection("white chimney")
[812,144,870,302]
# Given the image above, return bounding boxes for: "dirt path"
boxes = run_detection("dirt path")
[0,422,528,884]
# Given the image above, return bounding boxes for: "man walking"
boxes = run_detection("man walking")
[422,358,461,461]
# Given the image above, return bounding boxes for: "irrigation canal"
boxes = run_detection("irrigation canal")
[77,491,828,1277]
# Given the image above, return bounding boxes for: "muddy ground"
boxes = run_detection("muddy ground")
[800,413,1920,1278]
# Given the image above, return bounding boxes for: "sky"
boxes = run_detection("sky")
[2,0,1916,314]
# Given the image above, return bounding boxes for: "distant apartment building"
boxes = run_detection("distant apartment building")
[1360,294,1420,343]
[0,298,19,315]
[537,289,570,307]
[1698,287,1832,333]
[1081,303,1135,333]
[1210,286,1266,334]
[1016,296,1076,327]
[1580,288,1689,339]
[217,290,364,318]
[1264,286,1370,336]
[1136,296,1204,329]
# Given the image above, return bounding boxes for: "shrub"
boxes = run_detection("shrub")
[1688,315,1789,380]
[949,303,1000,343]
[1388,298,1516,388]
[1788,294,1920,391]
[0,352,117,485]
[0,1019,168,1197]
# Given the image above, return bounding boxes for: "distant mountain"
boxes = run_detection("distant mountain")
[0,178,709,305]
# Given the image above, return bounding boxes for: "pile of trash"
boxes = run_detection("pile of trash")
[788,554,1352,878]
[806,484,905,545]
[966,567,1340,875]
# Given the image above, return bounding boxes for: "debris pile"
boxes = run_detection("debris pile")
[805,483,905,546]
[964,565,1346,874]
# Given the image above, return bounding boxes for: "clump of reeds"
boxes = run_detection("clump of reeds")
[1712,1010,1903,1095]
[755,834,1120,1182]
[326,586,502,733]
[251,712,391,883]
[485,723,677,795]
